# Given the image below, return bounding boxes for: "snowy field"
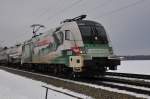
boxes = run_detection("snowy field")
[109,60,150,75]
[0,60,150,99]
[0,70,90,99]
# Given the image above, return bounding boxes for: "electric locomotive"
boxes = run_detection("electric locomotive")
[21,15,120,76]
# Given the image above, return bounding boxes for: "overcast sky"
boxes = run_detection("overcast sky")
[0,0,150,55]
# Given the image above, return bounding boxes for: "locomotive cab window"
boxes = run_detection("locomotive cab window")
[77,21,108,44]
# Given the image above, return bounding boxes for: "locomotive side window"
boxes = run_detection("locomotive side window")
[65,30,71,40]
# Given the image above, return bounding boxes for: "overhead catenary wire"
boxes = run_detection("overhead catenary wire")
[40,0,115,28]
[93,0,147,19]
[15,0,108,42]
[83,0,113,14]
[37,0,61,18]
[20,0,146,38]
[37,0,112,24]
[39,0,146,26]
[20,0,146,34]
[44,0,83,23]
[19,0,81,42]
[16,0,147,45]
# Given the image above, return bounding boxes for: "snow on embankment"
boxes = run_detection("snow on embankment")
[0,70,90,99]
[109,60,150,75]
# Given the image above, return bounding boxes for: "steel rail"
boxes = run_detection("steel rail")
[99,76,150,88]
[106,72,150,80]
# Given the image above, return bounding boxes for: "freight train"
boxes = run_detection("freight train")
[0,15,120,77]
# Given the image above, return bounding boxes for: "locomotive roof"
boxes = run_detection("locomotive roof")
[76,20,103,26]
[23,19,103,45]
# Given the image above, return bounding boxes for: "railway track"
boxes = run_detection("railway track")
[0,65,150,98]
[80,72,150,96]
[80,77,150,96]
[105,72,150,80]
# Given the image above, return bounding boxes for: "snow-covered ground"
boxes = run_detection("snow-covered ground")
[0,70,90,99]
[109,60,150,75]
[0,60,150,99]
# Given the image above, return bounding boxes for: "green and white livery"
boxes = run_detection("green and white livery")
[21,15,120,76]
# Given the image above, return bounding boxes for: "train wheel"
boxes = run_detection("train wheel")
[53,67,58,75]
[71,72,80,78]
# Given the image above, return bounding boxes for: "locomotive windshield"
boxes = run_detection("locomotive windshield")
[77,20,108,44]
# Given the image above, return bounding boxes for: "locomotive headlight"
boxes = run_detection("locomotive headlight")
[80,47,86,54]
[80,50,86,54]
[71,47,86,55]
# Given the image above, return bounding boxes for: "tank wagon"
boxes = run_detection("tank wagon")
[7,44,22,65]
[0,47,8,65]
[0,45,22,65]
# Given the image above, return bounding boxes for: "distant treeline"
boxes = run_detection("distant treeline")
[119,55,150,60]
